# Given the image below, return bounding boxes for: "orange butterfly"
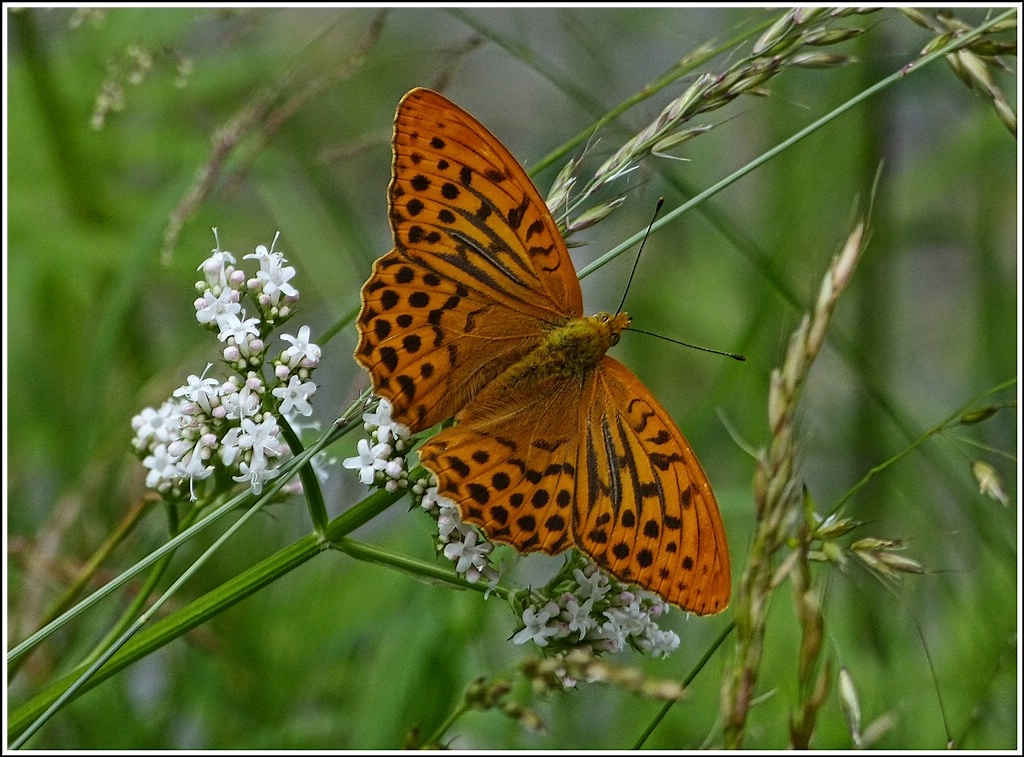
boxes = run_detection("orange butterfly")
[355,88,730,614]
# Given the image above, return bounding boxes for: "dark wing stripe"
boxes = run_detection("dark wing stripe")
[601,415,622,516]
[445,224,531,288]
[614,410,649,520]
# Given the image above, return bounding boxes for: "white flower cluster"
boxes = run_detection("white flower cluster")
[341,399,412,492]
[511,560,680,659]
[417,485,501,588]
[342,398,502,587]
[131,232,321,499]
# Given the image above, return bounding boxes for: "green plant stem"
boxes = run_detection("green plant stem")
[11,489,281,749]
[77,540,175,671]
[723,222,868,748]
[7,492,248,667]
[527,23,774,176]
[75,500,208,671]
[788,515,827,748]
[632,620,736,748]
[9,399,370,742]
[332,536,509,601]
[424,698,473,748]
[826,376,1017,519]
[7,484,406,744]
[6,496,155,682]
[8,411,359,669]
[279,415,329,534]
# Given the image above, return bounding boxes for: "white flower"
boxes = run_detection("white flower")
[380,457,408,492]
[362,398,410,445]
[142,443,182,490]
[572,566,611,603]
[280,325,321,368]
[219,380,260,420]
[436,498,474,542]
[217,312,260,343]
[198,245,236,288]
[131,400,184,449]
[511,601,562,647]
[604,598,649,638]
[230,334,264,363]
[442,529,493,577]
[178,438,215,500]
[560,595,597,640]
[419,485,444,513]
[221,416,282,471]
[643,596,669,621]
[173,367,220,415]
[644,629,680,658]
[241,416,283,462]
[133,234,325,499]
[362,398,394,429]
[194,288,241,327]
[233,454,280,495]
[342,438,393,486]
[272,375,316,417]
[594,618,627,654]
[245,244,298,303]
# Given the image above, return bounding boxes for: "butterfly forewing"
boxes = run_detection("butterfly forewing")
[357,88,585,431]
[356,251,549,430]
[392,88,583,319]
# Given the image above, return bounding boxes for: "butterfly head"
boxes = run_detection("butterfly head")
[589,311,632,347]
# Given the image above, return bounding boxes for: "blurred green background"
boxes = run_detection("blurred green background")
[5,6,1017,749]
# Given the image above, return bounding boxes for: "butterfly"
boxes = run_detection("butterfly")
[354,88,730,614]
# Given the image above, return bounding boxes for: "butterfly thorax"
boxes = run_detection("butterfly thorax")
[493,311,632,390]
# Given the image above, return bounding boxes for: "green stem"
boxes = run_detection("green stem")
[827,376,1017,518]
[8,413,359,669]
[333,536,510,601]
[527,22,774,176]
[632,620,736,748]
[280,414,329,535]
[423,700,473,748]
[12,489,279,748]
[7,497,155,681]
[78,543,175,671]
[76,501,206,671]
[7,484,406,744]
[7,491,248,666]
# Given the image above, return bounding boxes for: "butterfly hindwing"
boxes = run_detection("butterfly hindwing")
[418,353,731,615]
[575,357,731,614]
[417,370,583,554]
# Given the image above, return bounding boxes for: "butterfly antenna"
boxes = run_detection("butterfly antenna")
[619,197,745,363]
[616,197,664,316]
[630,328,746,361]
